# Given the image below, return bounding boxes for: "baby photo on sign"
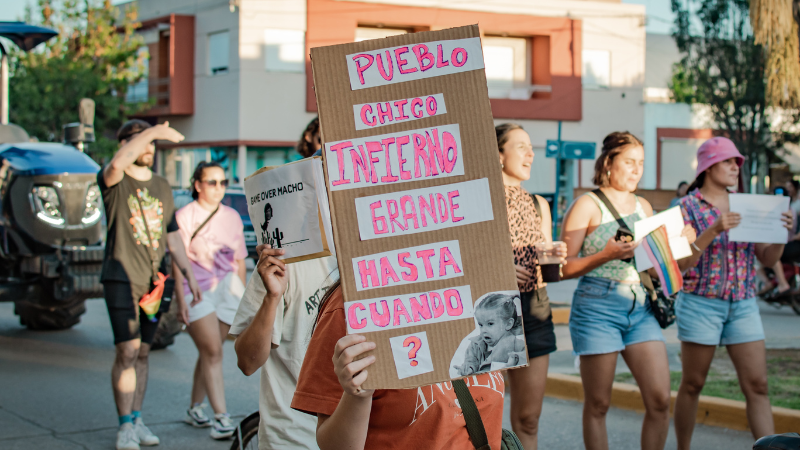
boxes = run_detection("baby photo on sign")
[449,291,527,378]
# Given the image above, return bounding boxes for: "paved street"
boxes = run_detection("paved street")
[1,289,784,449]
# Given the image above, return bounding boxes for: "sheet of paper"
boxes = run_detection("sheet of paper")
[390,331,434,380]
[354,178,494,240]
[729,194,790,244]
[351,240,463,291]
[634,206,692,272]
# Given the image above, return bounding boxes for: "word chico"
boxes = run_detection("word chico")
[353,178,495,241]
[344,285,474,333]
[353,242,463,290]
[353,93,446,131]
[249,182,303,205]
[345,37,484,90]
[325,124,464,191]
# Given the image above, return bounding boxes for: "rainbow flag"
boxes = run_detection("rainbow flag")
[138,273,168,322]
[641,225,683,296]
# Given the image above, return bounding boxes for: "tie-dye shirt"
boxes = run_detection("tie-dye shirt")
[679,189,756,301]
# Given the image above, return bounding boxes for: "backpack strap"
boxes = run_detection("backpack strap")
[530,193,541,218]
[191,205,220,241]
[591,189,632,234]
[453,379,492,450]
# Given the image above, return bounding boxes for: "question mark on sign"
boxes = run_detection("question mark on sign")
[403,336,422,367]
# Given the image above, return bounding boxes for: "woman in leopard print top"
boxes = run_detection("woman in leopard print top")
[497,123,565,450]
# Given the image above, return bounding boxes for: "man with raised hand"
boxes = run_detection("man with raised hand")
[99,119,202,450]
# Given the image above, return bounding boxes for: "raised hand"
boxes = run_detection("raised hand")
[333,334,376,398]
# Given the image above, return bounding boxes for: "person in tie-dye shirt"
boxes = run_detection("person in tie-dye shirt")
[674,137,794,449]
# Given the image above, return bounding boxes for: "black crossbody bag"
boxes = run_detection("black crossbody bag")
[591,190,677,328]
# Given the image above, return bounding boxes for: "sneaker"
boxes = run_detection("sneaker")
[133,418,160,446]
[116,423,140,450]
[209,413,235,440]
[184,404,211,428]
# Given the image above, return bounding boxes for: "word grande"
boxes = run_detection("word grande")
[344,285,474,333]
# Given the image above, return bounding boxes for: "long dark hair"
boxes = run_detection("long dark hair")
[495,123,523,153]
[190,161,224,200]
[592,131,643,187]
[687,172,706,193]
[297,117,320,158]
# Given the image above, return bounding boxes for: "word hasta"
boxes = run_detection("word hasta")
[250,182,304,205]
[345,285,474,333]
[355,243,463,290]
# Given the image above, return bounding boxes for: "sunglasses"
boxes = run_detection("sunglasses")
[202,179,229,188]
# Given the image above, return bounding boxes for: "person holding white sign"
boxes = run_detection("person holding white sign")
[496,123,565,450]
[561,132,688,450]
[672,137,793,448]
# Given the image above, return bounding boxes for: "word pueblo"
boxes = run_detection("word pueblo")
[325,124,464,190]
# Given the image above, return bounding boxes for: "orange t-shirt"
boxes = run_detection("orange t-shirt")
[290,287,506,449]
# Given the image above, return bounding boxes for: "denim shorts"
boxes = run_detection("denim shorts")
[676,292,765,346]
[569,276,665,356]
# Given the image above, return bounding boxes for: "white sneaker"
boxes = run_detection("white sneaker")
[116,423,140,450]
[209,413,235,440]
[133,418,160,446]
[184,404,211,428]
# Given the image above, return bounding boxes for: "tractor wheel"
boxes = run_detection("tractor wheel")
[15,301,87,330]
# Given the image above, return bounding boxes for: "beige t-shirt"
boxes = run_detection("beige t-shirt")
[230,256,337,450]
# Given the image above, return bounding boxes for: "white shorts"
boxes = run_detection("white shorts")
[186,272,245,325]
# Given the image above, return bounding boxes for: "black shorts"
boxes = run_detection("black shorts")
[520,288,557,358]
[103,282,161,345]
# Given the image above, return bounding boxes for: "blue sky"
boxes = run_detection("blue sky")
[2,0,676,34]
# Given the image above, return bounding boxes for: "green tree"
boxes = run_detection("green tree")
[9,0,147,162]
[669,0,799,192]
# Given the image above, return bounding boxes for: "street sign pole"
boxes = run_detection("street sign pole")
[552,121,562,240]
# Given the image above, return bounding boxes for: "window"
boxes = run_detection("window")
[126,46,150,103]
[209,31,230,75]
[264,29,305,73]
[482,36,529,99]
[583,49,610,89]
[355,26,409,42]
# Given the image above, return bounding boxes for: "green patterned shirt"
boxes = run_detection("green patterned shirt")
[580,192,645,282]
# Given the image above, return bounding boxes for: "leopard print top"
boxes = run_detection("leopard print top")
[505,185,545,293]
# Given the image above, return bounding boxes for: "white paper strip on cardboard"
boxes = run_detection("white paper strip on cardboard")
[325,123,464,191]
[354,178,494,240]
[633,207,692,272]
[344,285,474,334]
[352,240,463,291]
[729,194,790,244]
[244,158,324,260]
[346,37,485,90]
[390,331,434,380]
[353,93,447,131]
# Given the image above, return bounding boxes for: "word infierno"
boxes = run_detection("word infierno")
[249,182,303,205]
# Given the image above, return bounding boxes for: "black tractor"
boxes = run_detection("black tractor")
[0,102,104,329]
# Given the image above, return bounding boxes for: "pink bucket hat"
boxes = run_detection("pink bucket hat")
[695,137,744,177]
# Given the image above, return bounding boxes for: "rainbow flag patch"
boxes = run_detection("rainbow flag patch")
[641,225,683,296]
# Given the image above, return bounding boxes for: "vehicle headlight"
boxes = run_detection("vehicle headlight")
[82,183,102,224]
[32,186,65,226]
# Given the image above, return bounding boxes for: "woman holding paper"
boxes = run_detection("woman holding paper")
[560,132,693,450]
[173,161,247,439]
[495,123,566,449]
[673,137,793,448]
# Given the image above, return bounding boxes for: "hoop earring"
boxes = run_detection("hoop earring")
[500,163,505,169]
[607,171,611,177]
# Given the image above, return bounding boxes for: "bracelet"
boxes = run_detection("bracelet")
[691,242,701,253]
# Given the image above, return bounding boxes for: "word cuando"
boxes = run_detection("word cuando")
[346,37,484,90]
[353,94,447,130]
[345,285,473,333]
[352,240,463,291]
[326,124,463,191]
[249,182,303,205]
[354,178,494,240]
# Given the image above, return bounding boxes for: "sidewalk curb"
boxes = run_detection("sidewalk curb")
[545,373,800,433]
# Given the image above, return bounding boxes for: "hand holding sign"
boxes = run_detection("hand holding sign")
[333,334,376,398]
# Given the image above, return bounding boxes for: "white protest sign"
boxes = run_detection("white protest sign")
[244,158,329,262]
[354,178,494,240]
[729,194,790,244]
[325,124,464,191]
[346,37,484,90]
[634,207,692,272]
[352,240,463,291]
[390,331,434,380]
[345,285,473,334]
[353,93,447,130]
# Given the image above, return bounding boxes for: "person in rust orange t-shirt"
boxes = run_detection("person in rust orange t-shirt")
[290,281,506,449]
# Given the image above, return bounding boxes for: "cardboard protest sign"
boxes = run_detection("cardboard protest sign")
[244,157,334,264]
[311,25,523,389]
